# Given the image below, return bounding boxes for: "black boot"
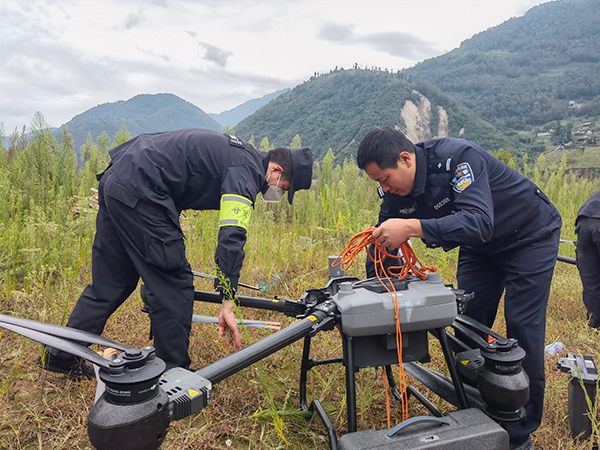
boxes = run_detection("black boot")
[36,351,95,381]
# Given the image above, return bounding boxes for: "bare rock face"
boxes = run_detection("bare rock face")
[437,106,449,138]
[398,90,449,142]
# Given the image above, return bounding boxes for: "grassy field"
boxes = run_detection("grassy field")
[544,145,600,171]
[1,139,600,449]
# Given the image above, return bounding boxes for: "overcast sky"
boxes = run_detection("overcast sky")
[1,0,551,134]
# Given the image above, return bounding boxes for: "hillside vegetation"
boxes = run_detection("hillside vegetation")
[235,69,515,163]
[4,0,596,170]
[1,124,600,449]
[51,93,221,156]
[403,0,600,130]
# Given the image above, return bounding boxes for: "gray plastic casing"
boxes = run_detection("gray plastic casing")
[333,273,457,337]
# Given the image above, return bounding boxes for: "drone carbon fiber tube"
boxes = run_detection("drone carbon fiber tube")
[557,254,576,265]
[195,290,284,311]
[193,290,306,317]
[196,307,331,384]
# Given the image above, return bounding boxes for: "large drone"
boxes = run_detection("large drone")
[0,270,529,450]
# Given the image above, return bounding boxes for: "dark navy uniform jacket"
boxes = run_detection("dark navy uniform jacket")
[106,128,270,292]
[369,138,560,273]
[577,189,600,222]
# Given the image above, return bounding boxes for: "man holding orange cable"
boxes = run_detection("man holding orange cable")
[357,127,561,450]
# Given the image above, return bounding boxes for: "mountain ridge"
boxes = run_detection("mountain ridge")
[234,70,515,163]
[209,89,290,127]
[53,93,222,154]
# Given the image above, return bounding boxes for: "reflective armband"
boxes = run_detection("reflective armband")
[219,194,252,230]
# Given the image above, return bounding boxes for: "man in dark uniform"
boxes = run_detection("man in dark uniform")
[575,188,600,328]
[357,127,561,450]
[38,128,313,376]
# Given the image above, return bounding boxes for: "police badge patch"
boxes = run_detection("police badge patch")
[227,134,244,148]
[453,162,474,193]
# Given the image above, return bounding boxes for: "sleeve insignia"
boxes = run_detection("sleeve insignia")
[452,162,474,193]
[227,134,244,148]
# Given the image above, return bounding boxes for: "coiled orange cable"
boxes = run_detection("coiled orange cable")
[333,227,438,425]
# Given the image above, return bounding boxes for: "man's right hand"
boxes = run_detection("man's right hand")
[218,299,242,351]
[372,218,424,249]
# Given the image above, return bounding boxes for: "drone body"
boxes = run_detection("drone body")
[0,272,529,450]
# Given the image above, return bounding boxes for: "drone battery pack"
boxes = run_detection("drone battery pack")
[337,408,509,450]
[333,274,457,337]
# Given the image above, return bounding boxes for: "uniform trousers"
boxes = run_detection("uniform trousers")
[54,169,194,369]
[457,216,561,444]
[576,216,600,328]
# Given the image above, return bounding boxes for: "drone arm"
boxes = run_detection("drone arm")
[193,290,306,317]
[450,320,491,351]
[196,305,334,384]
[453,315,504,342]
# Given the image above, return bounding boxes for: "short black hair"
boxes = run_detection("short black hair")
[357,127,414,170]
[268,147,292,181]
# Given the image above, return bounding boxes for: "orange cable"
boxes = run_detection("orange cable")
[333,227,438,424]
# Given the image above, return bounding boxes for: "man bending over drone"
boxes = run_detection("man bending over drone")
[38,128,312,377]
[357,127,561,450]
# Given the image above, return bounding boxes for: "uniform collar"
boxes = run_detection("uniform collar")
[411,145,427,197]
[260,151,270,193]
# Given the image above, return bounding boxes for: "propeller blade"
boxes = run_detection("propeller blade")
[404,362,483,409]
[0,322,113,369]
[0,314,130,351]
[191,314,282,331]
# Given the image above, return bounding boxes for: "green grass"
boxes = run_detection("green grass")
[1,140,600,449]
[545,145,600,170]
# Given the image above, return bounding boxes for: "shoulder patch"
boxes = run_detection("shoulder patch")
[227,134,244,148]
[452,162,475,193]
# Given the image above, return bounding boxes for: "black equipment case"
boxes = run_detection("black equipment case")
[337,408,509,450]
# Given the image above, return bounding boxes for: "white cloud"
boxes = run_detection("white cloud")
[0,0,553,133]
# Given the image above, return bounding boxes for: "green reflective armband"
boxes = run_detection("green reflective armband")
[219,194,252,231]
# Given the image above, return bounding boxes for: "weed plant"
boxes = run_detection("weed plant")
[0,125,599,449]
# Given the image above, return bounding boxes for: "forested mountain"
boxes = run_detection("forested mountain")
[209,89,289,127]
[402,0,600,130]
[53,93,221,153]
[34,0,599,165]
[235,69,516,163]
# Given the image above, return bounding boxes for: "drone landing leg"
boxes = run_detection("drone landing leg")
[309,399,338,450]
[437,328,470,409]
[384,365,443,418]
[343,335,358,433]
[300,336,312,411]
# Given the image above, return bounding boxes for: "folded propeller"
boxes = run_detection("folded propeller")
[0,314,141,373]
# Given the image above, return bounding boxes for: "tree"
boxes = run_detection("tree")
[259,137,272,152]
[96,131,112,170]
[289,134,302,148]
[222,125,235,136]
[53,125,78,200]
[563,122,572,144]
[492,148,518,170]
[79,134,101,196]
[114,124,132,146]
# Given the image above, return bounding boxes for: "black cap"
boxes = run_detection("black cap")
[288,148,313,204]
